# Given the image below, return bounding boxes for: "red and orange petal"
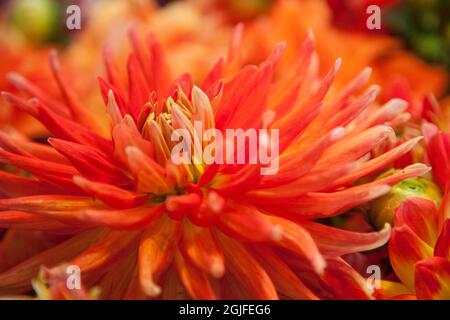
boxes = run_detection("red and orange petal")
[415,257,450,300]
[435,219,450,260]
[388,224,433,290]
[375,280,412,300]
[423,124,450,191]
[393,197,440,247]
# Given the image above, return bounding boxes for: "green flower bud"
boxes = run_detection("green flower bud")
[367,173,441,230]
[10,0,60,44]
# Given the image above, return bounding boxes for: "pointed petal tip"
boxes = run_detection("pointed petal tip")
[211,260,225,278]
[362,67,372,77]
[6,72,27,90]
[405,136,424,149]
[72,175,86,186]
[48,49,60,67]
[381,222,392,237]
[307,28,315,41]
[234,22,244,32]
[123,114,135,124]
[334,58,342,71]
[422,122,438,143]
[107,89,115,100]
[272,225,283,241]
[386,99,408,114]
[143,282,162,297]
[405,163,431,175]
[371,184,392,198]
[125,145,140,157]
[1,91,14,104]
[277,41,287,49]
[331,127,346,140]
[6,72,21,82]
[368,85,381,97]
[316,255,327,276]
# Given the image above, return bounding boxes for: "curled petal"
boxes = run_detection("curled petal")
[318,125,394,166]
[263,184,391,219]
[329,138,424,188]
[301,221,391,257]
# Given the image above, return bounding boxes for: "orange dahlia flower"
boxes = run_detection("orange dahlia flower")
[0,29,426,299]
[377,123,450,300]
[379,195,450,300]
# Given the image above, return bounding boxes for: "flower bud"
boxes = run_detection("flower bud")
[10,0,60,44]
[368,173,441,230]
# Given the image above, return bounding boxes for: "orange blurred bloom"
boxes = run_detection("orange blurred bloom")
[378,195,450,299]
[377,123,450,299]
[0,33,55,136]
[234,0,447,98]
